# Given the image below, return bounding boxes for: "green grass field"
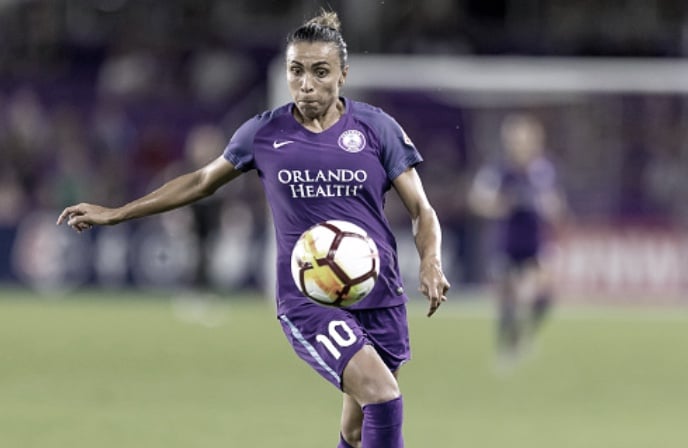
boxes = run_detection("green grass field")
[1,288,686,448]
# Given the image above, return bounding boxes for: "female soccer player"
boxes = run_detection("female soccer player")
[58,10,450,448]
[468,113,566,367]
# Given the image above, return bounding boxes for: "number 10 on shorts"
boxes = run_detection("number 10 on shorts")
[316,320,357,359]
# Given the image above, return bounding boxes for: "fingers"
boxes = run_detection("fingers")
[427,297,441,317]
[421,277,451,317]
[426,293,448,317]
[73,221,93,233]
[56,205,80,225]
[69,215,93,233]
[56,204,94,233]
[57,204,90,225]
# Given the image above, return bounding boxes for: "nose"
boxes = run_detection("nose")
[300,74,314,92]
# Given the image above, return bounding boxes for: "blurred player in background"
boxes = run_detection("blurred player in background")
[58,9,449,448]
[468,113,566,367]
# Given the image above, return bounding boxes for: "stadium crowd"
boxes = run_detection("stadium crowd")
[2,0,688,291]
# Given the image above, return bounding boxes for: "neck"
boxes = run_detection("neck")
[295,98,345,133]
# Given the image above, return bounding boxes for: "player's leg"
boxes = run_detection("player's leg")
[496,266,519,358]
[529,261,554,333]
[508,259,553,360]
[340,370,401,448]
[339,393,362,448]
[342,346,403,448]
[279,302,405,447]
[339,305,410,448]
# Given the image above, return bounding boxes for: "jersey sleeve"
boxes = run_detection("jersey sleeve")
[222,113,270,171]
[375,111,423,180]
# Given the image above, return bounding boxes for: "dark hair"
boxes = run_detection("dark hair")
[286,9,348,69]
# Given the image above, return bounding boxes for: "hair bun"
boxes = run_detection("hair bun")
[306,10,341,32]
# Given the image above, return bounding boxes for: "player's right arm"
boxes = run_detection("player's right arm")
[57,156,241,232]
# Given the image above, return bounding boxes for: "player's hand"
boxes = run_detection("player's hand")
[56,203,118,233]
[419,260,450,317]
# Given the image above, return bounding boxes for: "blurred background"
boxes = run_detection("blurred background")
[2,2,688,448]
[2,0,688,301]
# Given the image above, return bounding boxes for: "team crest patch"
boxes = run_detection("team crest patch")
[401,129,414,147]
[338,130,366,153]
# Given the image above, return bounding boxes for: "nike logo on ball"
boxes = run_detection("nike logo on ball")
[273,140,294,149]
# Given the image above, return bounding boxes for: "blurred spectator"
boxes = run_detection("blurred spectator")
[191,51,255,104]
[0,169,27,226]
[160,124,229,290]
[4,88,52,212]
[386,0,472,54]
[90,100,138,204]
[97,50,159,100]
[46,105,94,205]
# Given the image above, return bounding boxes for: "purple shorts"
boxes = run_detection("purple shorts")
[278,301,411,390]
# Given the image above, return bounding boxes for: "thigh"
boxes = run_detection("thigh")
[342,345,400,405]
[511,259,541,302]
[351,305,411,372]
[279,301,368,390]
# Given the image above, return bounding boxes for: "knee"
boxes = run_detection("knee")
[341,425,362,448]
[343,346,401,406]
[344,373,400,407]
[357,376,400,405]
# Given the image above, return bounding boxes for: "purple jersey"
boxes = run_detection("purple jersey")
[223,98,422,313]
[475,157,557,260]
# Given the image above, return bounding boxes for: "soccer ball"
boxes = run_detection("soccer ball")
[291,220,379,307]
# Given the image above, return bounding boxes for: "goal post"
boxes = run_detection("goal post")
[269,55,688,105]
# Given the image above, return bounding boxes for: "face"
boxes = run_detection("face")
[286,41,348,120]
[501,115,544,167]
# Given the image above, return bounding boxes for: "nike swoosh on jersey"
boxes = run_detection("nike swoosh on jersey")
[273,140,295,149]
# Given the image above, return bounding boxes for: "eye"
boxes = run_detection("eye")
[315,68,328,77]
[289,66,303,76]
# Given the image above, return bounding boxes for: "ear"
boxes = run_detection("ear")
[339,65,349,87]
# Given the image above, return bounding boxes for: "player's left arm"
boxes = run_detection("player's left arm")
[535,161,569,229]
[393,167,450,317]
